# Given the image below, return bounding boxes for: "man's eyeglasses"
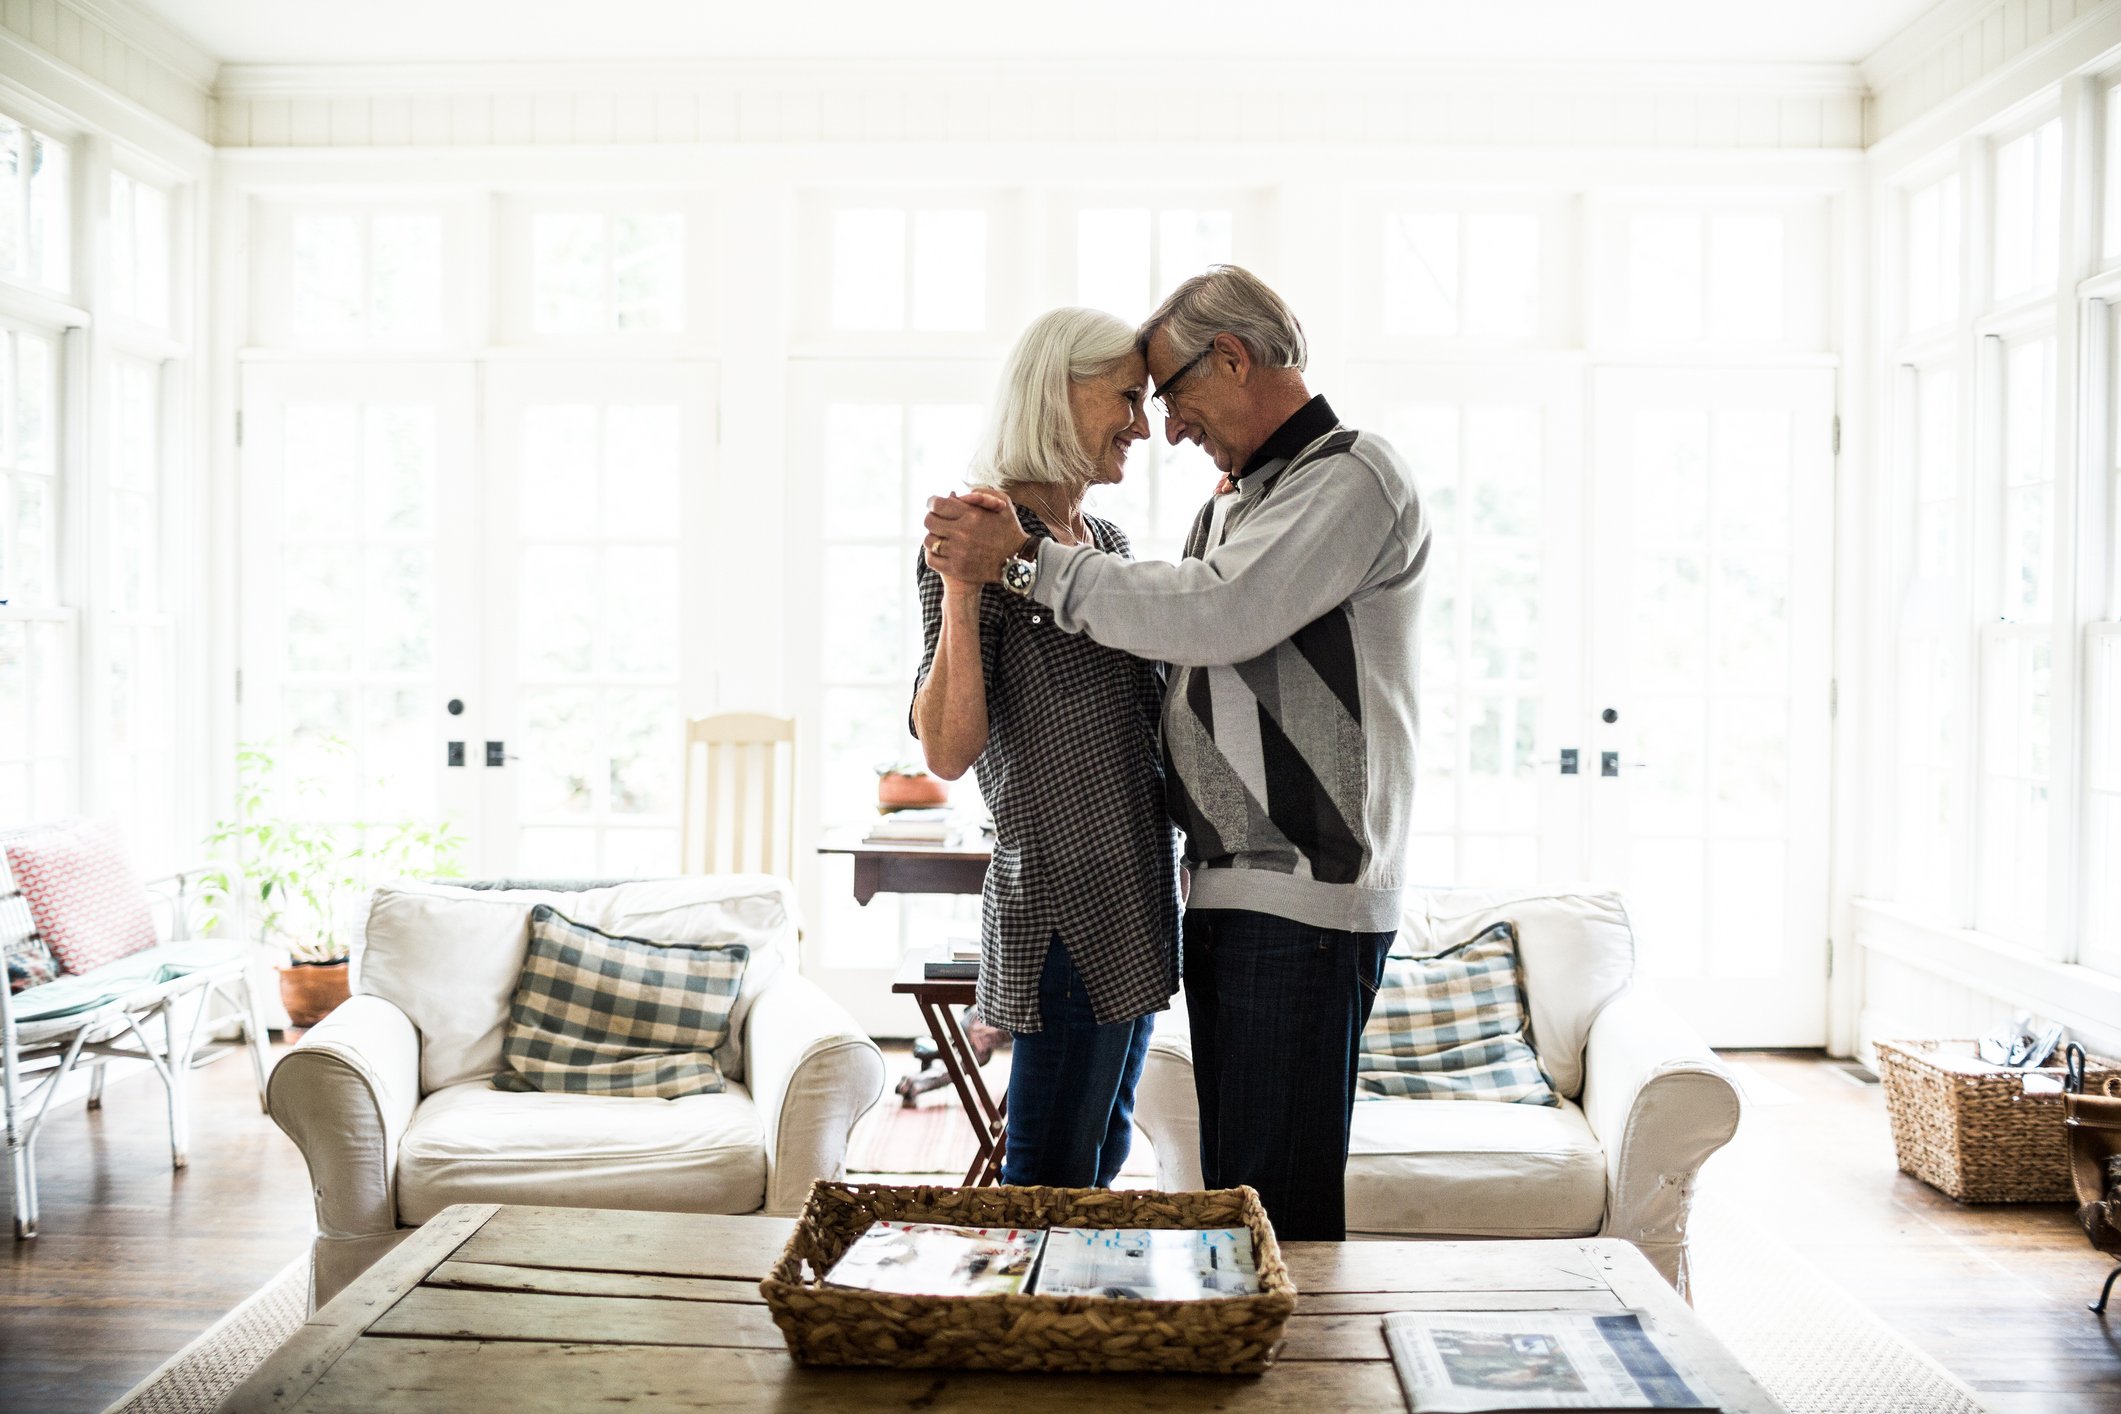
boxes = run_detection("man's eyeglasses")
[1153,346,1214,417]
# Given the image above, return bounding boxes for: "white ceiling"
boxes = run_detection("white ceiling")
[129,0,1948,69]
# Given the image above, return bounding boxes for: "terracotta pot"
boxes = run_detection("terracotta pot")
[278,959,352,1029]
[878,772,949,810]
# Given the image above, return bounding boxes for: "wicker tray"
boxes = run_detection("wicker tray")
[1876,1038,2121,1203]
[759,1181,1296,1373]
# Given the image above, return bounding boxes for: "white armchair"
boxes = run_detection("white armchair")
[1133,886,1740,1297]
[268,876,884,1307]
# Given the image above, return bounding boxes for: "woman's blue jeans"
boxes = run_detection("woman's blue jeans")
[1000,935,1155,1188]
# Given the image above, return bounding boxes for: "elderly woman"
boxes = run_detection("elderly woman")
[910,307,1179,1189]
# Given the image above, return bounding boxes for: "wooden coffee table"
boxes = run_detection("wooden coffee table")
[224,1204,1782,1411]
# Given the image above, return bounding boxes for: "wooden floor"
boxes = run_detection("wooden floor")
[0,1045,2116,1412]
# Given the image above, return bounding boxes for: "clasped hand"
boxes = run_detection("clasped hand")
[922,489,1020,585]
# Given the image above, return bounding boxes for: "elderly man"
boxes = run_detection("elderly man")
[922,265,1428,1241]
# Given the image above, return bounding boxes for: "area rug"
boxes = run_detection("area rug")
[105,1233,1987,1414]
[103,1256,307,1414]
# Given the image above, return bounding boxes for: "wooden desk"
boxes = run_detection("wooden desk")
[224,1204,1784,1412]
[889,948,1004,1186]
[817,831,990,905]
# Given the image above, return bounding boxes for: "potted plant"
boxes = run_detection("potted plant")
[877,761,950,811]
[202,742,464,1028]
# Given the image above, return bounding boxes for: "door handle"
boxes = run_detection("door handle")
[485,740,519,767]
[1533,749,1581,775]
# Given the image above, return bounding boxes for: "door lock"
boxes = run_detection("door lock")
[1602,750,1620,777]
[447,741,466,768]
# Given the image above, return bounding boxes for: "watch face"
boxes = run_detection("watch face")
[1003,557,1035,596]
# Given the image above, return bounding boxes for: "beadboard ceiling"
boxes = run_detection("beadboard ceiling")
[128,0,1945,68]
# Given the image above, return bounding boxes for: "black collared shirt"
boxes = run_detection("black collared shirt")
[1235,394,1339,484]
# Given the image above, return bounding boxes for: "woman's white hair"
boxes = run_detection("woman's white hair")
[967,307,1138,490]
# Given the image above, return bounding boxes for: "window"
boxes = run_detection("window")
[828,208,987,333]
[532,212,684,334]
[1381,400,1546,884]
[808,385,987,971]
[1993,119,2062,303]
[1065,202,1232,560]
[1627,213,1785,343]
[1383,210,1540,338]
[1077,206,1231,324]
[1907,173,1960,333]
[101,356,175,850]
[0,326,69,818]
[1974,335,2057,948]
[289,209,443,346]
[1893,366,1965,913]
[0,117,68,294]
[109,172,172,329]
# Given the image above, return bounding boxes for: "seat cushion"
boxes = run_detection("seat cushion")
[1402,887,1636,1100]
[4,819,159,976]
[396,1079,767,1224]
[1360,921,1559,1106]
[1345,1095,1607,1238]
[493,906,747,1099]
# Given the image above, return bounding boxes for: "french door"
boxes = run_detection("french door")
[240,360,718,880]
[1587,368,1833,1043]
[1348,362,1833,1044]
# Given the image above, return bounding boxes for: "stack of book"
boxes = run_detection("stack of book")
[822,1220,1262,1301]
[923,934,980,981]
[864,808,954,845]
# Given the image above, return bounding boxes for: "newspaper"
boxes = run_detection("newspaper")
[822,1221,1045,1298]
[1029,1227,1260,1300]
[1382,1311,1716,1411]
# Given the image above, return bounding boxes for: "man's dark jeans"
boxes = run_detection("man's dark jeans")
[1183,908,1392,1241]
[1001,935,1155,1188]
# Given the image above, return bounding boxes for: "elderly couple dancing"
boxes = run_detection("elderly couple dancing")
[913,266,1428,1242]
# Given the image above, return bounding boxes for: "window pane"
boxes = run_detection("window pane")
[906,403,983,533]
[1463,214,1539,338]
[0,120,21,278]
[1629,215,1703,342]
[1157,209,1233,293]
[607,686,679,815]
[292,214,364,343]
[613,214,684,332]
[822,403,904,541]
[1909,175,1960,329]
[532,213,605,333]
[520,404,597,535]
[1079,208,1151,320]
[1708,216,1783,341]
[822,545,906,682]
[832,209,905,331]
[365,404,435,535]
[1994,120,2061,300]
[911,210,985,332]
[602,404,683,539]
[1383,212,1458,336]
[28,133,66,291]
[604,545,678,674]
[2002,339,2054,620]
[370,213,442,342]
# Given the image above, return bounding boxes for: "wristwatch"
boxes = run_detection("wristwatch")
[1000,536,1039,598]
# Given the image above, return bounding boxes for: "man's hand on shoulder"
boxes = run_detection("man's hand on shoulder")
[924,490,1030,586]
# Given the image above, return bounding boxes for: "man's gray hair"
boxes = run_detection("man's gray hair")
[1137,264,1307,372]
[968,307,1137,490]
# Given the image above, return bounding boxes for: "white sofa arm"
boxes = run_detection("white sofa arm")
[1580,988,1741,1298]
[744,973,884,1215]
[1135,1006,1203,1191]
[267,994,421,1243]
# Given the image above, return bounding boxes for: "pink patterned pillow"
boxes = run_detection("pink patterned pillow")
[3,820,158,975]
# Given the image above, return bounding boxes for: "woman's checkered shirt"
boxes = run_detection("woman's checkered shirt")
[911,507,1181,1034]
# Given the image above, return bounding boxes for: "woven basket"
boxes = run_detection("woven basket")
[759,1181,1296,1374]
[1875,1038,2121,1202]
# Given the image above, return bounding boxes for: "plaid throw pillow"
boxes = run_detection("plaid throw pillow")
[493,905,749,1100]
[1357,920,1559,1106]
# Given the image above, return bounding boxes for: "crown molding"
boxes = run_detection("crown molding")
[1861,0,2006,89]
[60,0,218,93]
[213,56,1868,102]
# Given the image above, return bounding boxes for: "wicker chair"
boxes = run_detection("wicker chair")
[2064,1045,2121,1313]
